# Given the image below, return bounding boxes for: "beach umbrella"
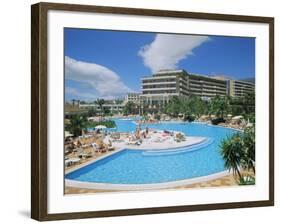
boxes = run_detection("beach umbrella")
[95,125,107,129]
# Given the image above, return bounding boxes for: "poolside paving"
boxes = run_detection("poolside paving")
[64,171,254,194]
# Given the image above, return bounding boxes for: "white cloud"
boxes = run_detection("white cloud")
[138,34,210,73]
[65,56,131,100]
[65,87,97,100]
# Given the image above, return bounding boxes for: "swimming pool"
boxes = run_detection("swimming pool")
[66,119,238,186]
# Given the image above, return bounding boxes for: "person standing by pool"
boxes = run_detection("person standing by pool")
[135,127,141,139]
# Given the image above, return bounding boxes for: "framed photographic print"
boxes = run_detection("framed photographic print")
[31,2,274,221]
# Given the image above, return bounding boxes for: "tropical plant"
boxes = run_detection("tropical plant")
[164,96,181,117]
[241,91,255,114]
[143,112,149,121]
[245,112,255,124]
[229,91,255,116]
[140,102,149,115]
[238,175,255,185]
[241,126,255,173]
[66,114,88,137]
[211,117,225,125]
[209,95,229,118]
[123,101,137,115]
[164,96,208,120]
[220,133,244,180]
[103,107,111,115]
[188,96,207,117]
[183,114,195,122]
[220,126,255,183]
[95,98,105,115]
[87,107,97,117]
[154,113,161,121]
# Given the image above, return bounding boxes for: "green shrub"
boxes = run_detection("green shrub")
[238,176,255,185]
[183,115,195,122]
[211,117,225,125]
[154,114,161,120]
[220,126,255,182]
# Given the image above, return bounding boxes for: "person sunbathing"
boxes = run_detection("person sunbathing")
[141,131,146,139]
[94,139,106,153]
[71,141,77,149]
[135,127,141,139]
[107,140,115,151]
[129,134,136,141]
[135,133,141,139]
[164,130,170,134]
[77,140,83,147]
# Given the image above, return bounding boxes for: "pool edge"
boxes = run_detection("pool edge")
[65,170,231,191]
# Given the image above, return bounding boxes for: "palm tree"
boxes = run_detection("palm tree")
[68,114,88,137]
[210,95,229,118]
[242,91,255,115]
[220,133,244,180]
[164,96,181,117]
[229,92,255,116]
[241,126,255,173]
[177,97,193,121]
[95,99,105,116]
[123,101,137,115]
[188,96,207,117]
[87,107,97,117]
[71,99,76,106]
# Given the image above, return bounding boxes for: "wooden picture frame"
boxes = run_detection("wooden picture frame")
[31,2,274,221]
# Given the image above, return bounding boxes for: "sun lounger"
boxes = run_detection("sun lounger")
[125,140,133,145]
[125,140,138,145]
[108,146,115,151]
[81,144,90,148]
[91,143,98,148]
[65,158,81,167]
[73,147,82,153]
[79,152,93,158]
[100,148,107,153]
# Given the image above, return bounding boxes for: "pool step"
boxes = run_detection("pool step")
[142,138,214,156]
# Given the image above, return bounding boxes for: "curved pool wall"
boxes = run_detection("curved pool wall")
[66,120,237,185]
[142,137,214,156]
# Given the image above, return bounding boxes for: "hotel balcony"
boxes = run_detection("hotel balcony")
[141,75,177,80]
[141,87,177,91]
[142,81,177,86]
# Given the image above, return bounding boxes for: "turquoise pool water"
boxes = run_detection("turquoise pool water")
[66,119,237,184]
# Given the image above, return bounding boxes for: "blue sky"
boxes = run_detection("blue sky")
[64,28,255,101]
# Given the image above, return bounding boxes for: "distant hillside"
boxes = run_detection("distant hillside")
[239,77,255,84]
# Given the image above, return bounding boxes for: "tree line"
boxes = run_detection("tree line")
[163,92,255,121]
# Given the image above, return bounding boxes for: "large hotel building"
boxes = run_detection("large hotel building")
[133,69,254,109]
[227,79,256,97]
[140,70,189,107]
[75,69,254,114]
